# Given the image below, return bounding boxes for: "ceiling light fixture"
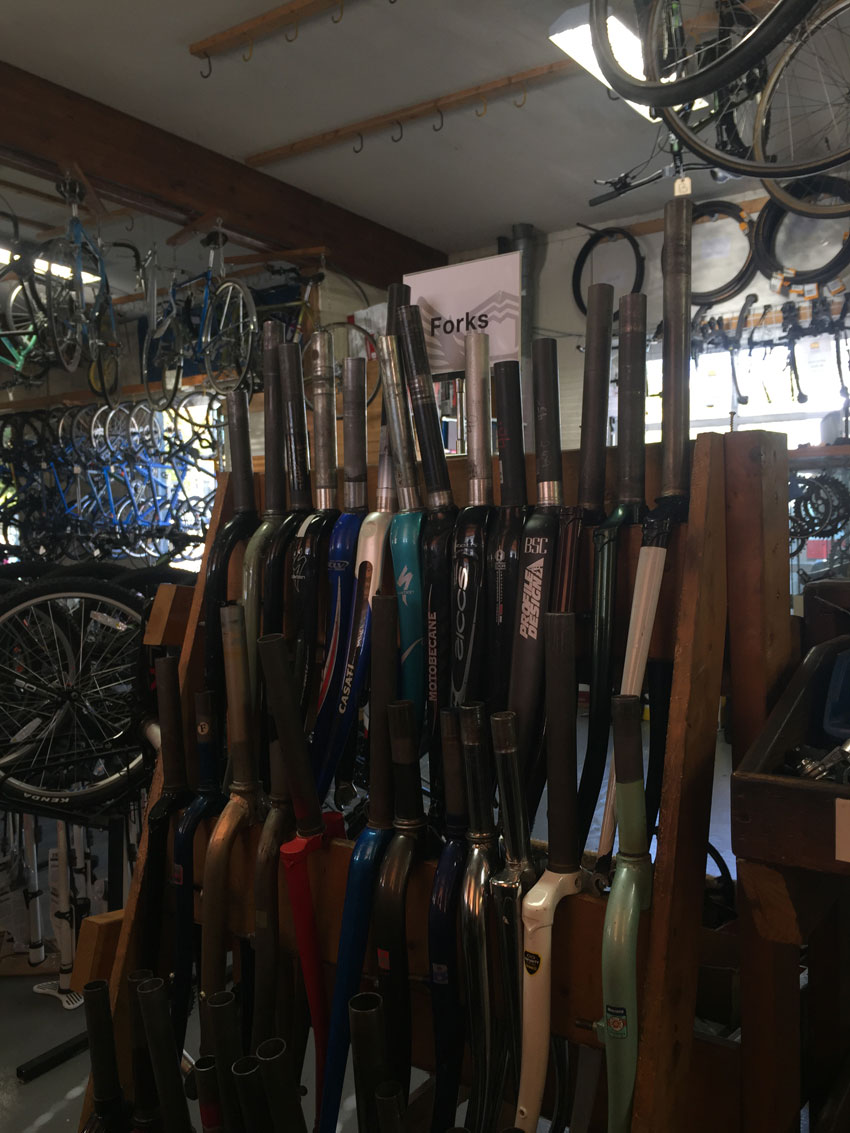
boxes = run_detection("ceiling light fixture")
[549,4,657,122]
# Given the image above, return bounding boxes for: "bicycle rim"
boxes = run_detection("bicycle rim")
[0,579,146,810]
[202,279,257,393]
[142,316,183,410]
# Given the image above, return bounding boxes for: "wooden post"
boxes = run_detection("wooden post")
[724,431,793,766]
[77,473,234,1131]
[631,433,728,1132]
[737,860,802,1133]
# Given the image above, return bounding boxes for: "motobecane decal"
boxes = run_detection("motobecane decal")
[524,950,541,976]
[606,1004,628,1038]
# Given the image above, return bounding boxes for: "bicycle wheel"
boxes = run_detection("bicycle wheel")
[301,322,380,417]
[202,279,257,393]
[41,238,85,373]
[0,578,147,811]
[126,402,164,461]
[588,0,812,108]
[70,405,98,466]
[105,402,132,458]
[756,0,850,217]
[142,314,184,410]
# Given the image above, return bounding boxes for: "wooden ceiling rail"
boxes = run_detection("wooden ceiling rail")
[245,58,577,167]
[189,0,360,60]
[225,246,328,265]
[0,63,444,288]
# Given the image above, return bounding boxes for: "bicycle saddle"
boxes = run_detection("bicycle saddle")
[201,230,228,248]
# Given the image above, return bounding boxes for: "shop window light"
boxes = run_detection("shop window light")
[0,245,100,284]
[549,5,707,122]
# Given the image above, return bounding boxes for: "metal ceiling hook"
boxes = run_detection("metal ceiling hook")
[433,108,445,132]
[391,120,404,143]
[200,52,212,78]
[475,95,487,117]
[242,40,253,61]
[353,132,364,154]
[332,0,344,22]
[514,88,527,108]
[284,20,299,42]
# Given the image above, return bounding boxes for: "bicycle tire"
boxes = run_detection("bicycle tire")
[761,174,850,220]
[202,278,257,393]
[142,315,184,410]
[589,0,812,108]
[753,176,850,287]
[0,577,148,812]
[571,227,645,318]
[88,354,119,408]
[42,238,84,373]
[691,201,758,307]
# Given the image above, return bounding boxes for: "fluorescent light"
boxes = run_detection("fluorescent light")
[0,246,99,285]
[34,257,100,285]
[550,6,656,121]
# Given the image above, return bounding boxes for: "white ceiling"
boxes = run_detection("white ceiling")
[0,0,752,253]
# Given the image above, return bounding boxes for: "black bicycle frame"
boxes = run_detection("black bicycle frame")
[289,330,340,717]
[427,709,468,1132]
[398,304,457,828]
[451,332,493,707]
[576,290,646,852]
[372,700,427,1101]
[485,360,528,716]
[507,339,564,819]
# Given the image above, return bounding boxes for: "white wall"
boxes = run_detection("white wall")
[450,191,850,449]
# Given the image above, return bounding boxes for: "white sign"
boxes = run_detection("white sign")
[404,251,521,375]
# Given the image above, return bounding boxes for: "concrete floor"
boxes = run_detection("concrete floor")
[0,722,738,1132]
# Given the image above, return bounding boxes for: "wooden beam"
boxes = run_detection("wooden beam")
[0,62,446,289]
[245,58,577,166]
[189,0,355,59]
[0,177,62,207]
[225,246,327,265]
[166,209,222,247]
[724,431,793,765]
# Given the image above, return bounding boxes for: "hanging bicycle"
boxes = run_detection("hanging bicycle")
[141,228,258,407]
